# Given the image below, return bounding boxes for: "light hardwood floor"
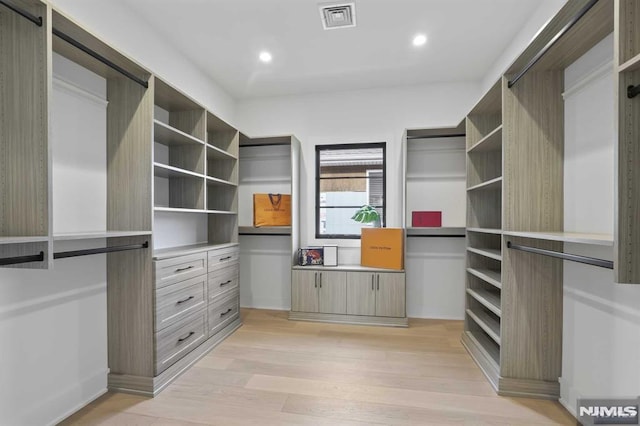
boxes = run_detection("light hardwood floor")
[62,309,575,425]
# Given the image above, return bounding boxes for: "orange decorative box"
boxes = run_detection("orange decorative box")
[253,193,291,227]
[360,228,404,270]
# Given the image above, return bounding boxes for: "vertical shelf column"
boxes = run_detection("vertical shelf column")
[0,0,51,268]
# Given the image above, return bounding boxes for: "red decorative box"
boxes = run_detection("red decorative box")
[411,211,442,227]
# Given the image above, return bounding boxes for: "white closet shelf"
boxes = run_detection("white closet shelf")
[467,267,502,289]
[502,231,614,246]
[205,209,237,215]
[467,228,502,235]
[466,308,501,345]
[467,247,502,261]
[153,242,239,260]
[154,207,206,214]
[154,120,205,146]
[206,144,237,161]
[53,231,151,241]
[619,52,640,72]
[154,163,204,179]
[466,288,501,317]
[467,177,503,192]
[205,176,237,187]
[0,236,49,245]
[464,331,500,368]
[239,226,291,235]
[467,125,503,153]
[406,227,466,237]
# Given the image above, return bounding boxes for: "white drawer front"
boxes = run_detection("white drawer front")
[155,275,207,331]
[208,247,239,273]
[208,289,239,337]
[154,252,207,289]
[208,265,239,301]
[155,311,206,375]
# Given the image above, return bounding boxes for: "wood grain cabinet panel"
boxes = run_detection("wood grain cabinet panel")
[347,272,376,316]
[375,273,406,318]
[318,271,347,314]
[291,270,319,312]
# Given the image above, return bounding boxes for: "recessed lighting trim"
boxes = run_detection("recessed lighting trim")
[259,51,272,63]
[413,34,427,47]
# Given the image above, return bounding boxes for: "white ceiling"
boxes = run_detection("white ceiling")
[116,0,543,99]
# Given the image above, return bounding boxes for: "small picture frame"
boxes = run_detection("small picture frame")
[298,247,324,266]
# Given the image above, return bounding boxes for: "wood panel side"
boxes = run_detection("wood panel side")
[618,0,640,64]
[503,72,564,232]
[500,236,563,381]
[616,69,640,283]
[107,236,154,377]
[107,77,153,232]
[291,270,319,312]
[0,3,49,237]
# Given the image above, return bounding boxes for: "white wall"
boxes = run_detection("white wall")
[237,82,480,316]
[560,33,640,416]
[49,0,237,125]
[0,54,109,425]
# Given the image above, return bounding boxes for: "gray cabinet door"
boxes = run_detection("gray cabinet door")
[346,271,376,316]
[291,270,319,312]
[375,273,406,317]
[318,271,347,314]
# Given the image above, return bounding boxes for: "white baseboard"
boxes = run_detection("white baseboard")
[6,368,109,426]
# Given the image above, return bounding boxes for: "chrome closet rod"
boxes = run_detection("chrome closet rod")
[506,241,613,269]
[507,0,599,88]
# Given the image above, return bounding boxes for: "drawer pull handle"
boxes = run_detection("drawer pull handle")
[220,280,232,287]
[178,331,195,342]
[220,308,233,317]
[219,256,232,262]
[175,265,194,273]
[176,296,194,304]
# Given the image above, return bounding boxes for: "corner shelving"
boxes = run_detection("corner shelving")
[467,247,502,261]
[466,267,502,289]
[466,287,501,317]
[467,125,503,153]
[466,308,501,345]
[467,176,503,192]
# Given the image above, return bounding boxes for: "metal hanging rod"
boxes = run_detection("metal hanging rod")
[628,85,640,99]
[407,234,465,238]
[52,28,149,89]
[507,241,613,269]
[507,0,599,88]
[0,0,42,26]
[54,241,149,260]
[0,251,44,266]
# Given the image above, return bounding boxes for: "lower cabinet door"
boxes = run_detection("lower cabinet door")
[291,270,319,312]
[346,272,376,316]
[375,272,406,317]
[318,271,347,314]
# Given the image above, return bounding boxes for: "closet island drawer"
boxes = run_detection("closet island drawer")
[155,275,207,331]
[155,311,207,375]
[208,246,239,273]
[154,252,207,288]
[208,265,239,301]
[208,289,239,337]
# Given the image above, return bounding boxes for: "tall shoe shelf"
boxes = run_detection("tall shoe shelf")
[463,80,504,390]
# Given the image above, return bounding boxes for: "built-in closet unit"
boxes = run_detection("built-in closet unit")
[0,0,243,397]
[237,134,301,309]
[462,0,622,399]
[401,125,467,318]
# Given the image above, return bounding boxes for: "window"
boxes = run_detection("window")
[316,143,386,239]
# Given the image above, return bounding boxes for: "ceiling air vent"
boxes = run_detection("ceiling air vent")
[319,2,356,30]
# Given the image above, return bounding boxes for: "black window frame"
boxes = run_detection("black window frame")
[315,142,387,239]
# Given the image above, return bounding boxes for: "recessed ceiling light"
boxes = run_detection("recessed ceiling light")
[259,51,272,63]
[412,34,427,47]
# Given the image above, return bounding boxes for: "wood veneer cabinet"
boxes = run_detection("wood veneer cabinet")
[462,0,629,400]
[290,266,407,327]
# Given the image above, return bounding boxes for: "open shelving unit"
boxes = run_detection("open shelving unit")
[463,78,504,393]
